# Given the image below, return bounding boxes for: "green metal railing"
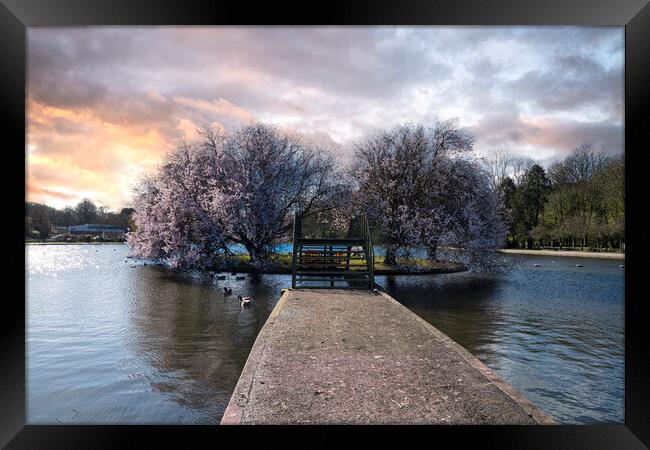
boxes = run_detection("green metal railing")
[291,210,374,290]
[347,213,374,289]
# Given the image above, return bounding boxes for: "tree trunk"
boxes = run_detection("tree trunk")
[426,240,439,261]
[244,241,267,264]
[384,246,397,266]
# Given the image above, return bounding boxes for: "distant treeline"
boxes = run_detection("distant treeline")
[25,199,134,239]
[492,145,624,251]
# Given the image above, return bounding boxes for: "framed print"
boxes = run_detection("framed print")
[3,0,649,447]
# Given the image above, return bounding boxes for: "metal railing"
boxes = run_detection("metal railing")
[291,209,302,289]
[292,210,374,290]
[347,213,374,289]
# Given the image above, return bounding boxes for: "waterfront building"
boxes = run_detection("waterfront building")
[67,224,127,239]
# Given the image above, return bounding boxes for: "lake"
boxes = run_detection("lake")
[26,244,624,424]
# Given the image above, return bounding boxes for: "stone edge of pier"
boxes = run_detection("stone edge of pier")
[220,289,292,425]
[375,291,555,425]
[220,288,556,425]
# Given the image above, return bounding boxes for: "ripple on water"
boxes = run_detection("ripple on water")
[376,254,624,424]
[27,247,623,424]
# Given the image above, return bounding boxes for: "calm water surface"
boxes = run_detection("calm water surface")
[26,244,624,424]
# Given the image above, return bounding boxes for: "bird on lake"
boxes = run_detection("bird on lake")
[575,264,583,267]
[223,287,232,295]
[236,276,246,280]
[231,271,238,276]
[217,275,227,280]
[533,263,541,267]
[238,295,252,307]
[619,264,625,268]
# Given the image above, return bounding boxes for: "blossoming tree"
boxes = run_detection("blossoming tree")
[129,123,339,269]
[128,144,226,271]
[209,123,339,264]
[353,120,505,269]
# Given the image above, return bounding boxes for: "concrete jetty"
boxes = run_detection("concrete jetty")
[221,289,555,425]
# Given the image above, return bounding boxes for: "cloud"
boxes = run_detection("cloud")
[505,54,623,117]
[173,96,255,125]
[28,185,78,201]
[26,26,624,209]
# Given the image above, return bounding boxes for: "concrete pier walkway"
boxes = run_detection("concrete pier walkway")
[221,289,555,425]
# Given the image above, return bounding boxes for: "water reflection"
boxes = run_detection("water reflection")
[27,245,623,424]
[380,273,505,356]
[125,267,285,421]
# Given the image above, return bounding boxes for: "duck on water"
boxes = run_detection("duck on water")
[238,295,253,307]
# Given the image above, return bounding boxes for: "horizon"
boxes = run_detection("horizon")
[26,26,624,210]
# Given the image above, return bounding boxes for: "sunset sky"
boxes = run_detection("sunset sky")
[27,26,624,210]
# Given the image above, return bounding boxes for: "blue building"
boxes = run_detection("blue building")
[68,224,127,238]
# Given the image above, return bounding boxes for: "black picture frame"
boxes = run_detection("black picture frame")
[3,0,648,447]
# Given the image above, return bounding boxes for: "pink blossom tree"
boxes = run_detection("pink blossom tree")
[129,123,340,269]
[421,157,507,270]
[353,121,474,265]
[209,123,339,264]
[128,144,226,271]
[353,121,505,269]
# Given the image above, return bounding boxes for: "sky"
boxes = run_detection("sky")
[26,26,624,210]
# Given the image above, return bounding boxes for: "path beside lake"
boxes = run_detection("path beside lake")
[221,288,554,425]
[500,249,625,259]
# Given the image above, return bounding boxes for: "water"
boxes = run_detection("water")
[377,254,625,424]
[26,245,624,424]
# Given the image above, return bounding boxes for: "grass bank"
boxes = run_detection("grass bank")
[500,249,625,260]
[26,241,126,245]
[210,253,466,275]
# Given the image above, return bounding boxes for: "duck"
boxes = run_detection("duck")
[236,276,246,280]
[533,263,541,267]
[231,271,238,276]
[238,295,252,307]
[217,275,227,280]
[575,264,583,267]
[223,287,232,295]
[619,264,625,268]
